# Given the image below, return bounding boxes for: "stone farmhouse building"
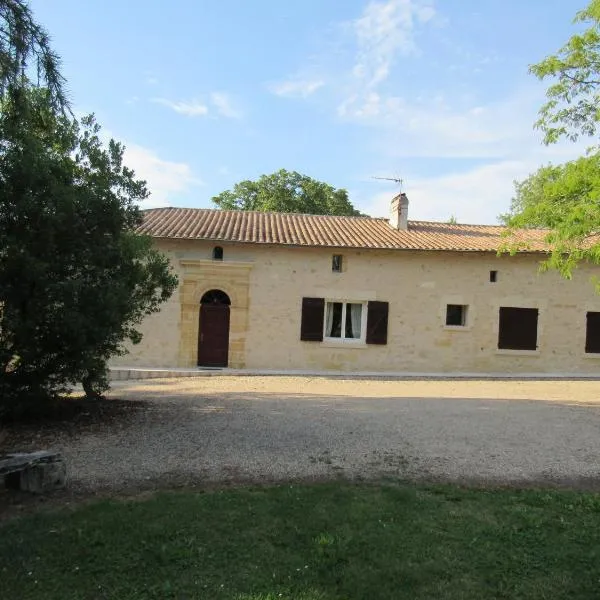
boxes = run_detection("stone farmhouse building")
[113,194,600,374]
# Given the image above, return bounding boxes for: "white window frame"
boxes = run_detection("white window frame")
[323,300,367,343]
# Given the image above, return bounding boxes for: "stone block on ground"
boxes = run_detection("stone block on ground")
[1,451,66,493]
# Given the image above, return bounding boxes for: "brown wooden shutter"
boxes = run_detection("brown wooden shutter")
[366,301,389,345]
[585,312,600,353]
[498,307,538,350]
[300,297,325,341]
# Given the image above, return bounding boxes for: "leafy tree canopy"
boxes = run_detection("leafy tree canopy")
[0,3,177,417]
[531,0,600,144]
[503,154,600,279]
[0,89,177,416]
[0,0,67,111]
[504,0,600,281]
[212,169,362,216]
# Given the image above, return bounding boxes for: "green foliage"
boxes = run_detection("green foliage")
[505,1,600,283]
[0,0,67,111]
[2,483,600,599]
[0,89,177,415]
[531,0,600,144]
[0,3,175,413]
[504,153,600,280]
[212,169,362,216]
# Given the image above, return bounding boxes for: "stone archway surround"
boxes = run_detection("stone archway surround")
[178,260,252,368]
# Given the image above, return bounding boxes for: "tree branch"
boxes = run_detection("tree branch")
[561,71,600,86]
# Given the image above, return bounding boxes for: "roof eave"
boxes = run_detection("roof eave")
[145,234,548,254]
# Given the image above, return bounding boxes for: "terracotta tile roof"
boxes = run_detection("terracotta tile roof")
[138,207,551,253]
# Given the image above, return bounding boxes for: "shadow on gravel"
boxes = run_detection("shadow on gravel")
[112,385,600,409]
[3,383,600,518]
[1,397,150,451]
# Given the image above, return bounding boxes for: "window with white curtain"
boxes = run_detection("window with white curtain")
[323,301,365,341]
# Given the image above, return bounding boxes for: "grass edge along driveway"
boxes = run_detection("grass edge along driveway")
[1,482,600,599]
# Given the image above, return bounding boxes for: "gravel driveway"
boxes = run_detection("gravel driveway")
[8,376,600,492]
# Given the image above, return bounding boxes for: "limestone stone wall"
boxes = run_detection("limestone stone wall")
[111,238,600,374]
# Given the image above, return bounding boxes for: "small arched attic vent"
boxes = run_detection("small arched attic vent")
[212,246,224,260]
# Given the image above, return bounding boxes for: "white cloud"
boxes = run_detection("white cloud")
[362,136,587,224]
[341,0,436,116]
[123,143,202,208]
[151,97,209,117]
[262,1,586,225]
[339,91,382,119]
[354,79,591,224]
[152,94,242,119]
[146,76,159,85]
[341,84,591,160]
[352,93,523,157]
[416,4,435,21]
[269,78,325,98]
[363,161,535,224]
[210,92,242,119]
[353,0,432,87]
[269,0,434,109]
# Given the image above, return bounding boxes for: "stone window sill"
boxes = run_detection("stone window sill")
[495,349,540,357]
[321,341,366,349]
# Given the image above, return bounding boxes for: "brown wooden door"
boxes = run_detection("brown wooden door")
[198,304,230,367]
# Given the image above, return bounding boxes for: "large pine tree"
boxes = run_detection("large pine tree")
[0,3,177,417]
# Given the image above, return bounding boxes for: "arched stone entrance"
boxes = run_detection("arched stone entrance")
[178,259,252,368]
[198,289,231,367]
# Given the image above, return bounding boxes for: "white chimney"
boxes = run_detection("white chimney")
[390,193,409,230]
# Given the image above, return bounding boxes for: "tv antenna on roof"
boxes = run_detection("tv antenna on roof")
[372,176,404,192]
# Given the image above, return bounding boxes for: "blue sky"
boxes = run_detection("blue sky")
[31,0,588,223]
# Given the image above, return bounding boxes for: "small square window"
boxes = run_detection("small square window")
[332,255,343,273]
[490,270,497,282]
[446,304,467,326]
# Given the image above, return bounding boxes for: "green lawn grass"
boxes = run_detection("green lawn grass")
[1,482,599,599]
